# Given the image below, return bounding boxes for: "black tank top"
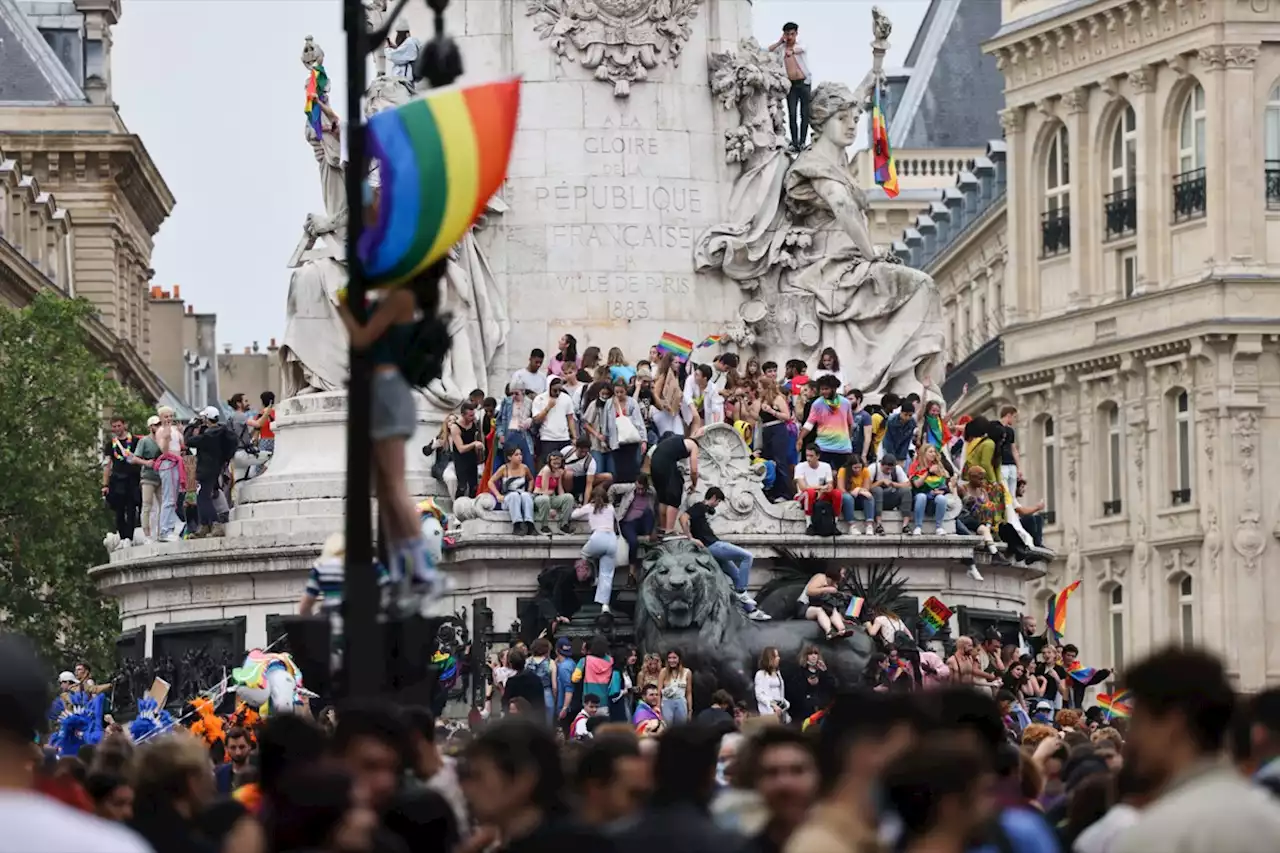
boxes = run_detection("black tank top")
[651,434,690,466]
[456,422,480,462]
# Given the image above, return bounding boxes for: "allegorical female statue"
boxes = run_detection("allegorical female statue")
[781,82,945,396]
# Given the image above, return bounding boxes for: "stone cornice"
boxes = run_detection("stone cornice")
[984,0,1213,95]
[0,131,175,237]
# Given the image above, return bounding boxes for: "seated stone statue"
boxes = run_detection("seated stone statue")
[781,82,946,397]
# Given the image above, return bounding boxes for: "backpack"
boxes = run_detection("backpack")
[808,500,839,537]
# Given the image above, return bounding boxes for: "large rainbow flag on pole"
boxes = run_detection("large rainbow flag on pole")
[359,77,522,288]
[1047,579,1081,644]
[870,84,899,198]
[305,65,329,140]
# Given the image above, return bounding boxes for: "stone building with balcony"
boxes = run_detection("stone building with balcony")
[897,0,1280,690]
[0,0,174,400]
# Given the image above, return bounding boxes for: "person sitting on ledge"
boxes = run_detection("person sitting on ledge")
[794,444,856,527]
[680,487,769,620]
[533,451,575,535]
[488,445,536,536]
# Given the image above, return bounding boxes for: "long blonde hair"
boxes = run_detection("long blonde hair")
[607,347,626,367]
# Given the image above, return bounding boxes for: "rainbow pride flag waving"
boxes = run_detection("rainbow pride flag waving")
[360,77,521,288]
[1047,579,1081,644]
[870,84,899,198]
[1097,689,1132,720]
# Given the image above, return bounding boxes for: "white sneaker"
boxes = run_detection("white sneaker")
[849,526,862,535]
[937,527,949,536]
[735,590,758,606]
[601,603,611,614]
[986,542,998,554]
[747,609,772,621]
[912,526,923,536]
[967,565,984,582]
[161,533,181,543]
[864,525,875,535]
[118,539,132,550]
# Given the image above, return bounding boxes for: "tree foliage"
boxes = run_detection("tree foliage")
[0,293,148,671]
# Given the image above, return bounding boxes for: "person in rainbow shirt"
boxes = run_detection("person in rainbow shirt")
[795,374,854,470]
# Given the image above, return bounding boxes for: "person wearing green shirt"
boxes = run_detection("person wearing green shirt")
[133,416,163,541]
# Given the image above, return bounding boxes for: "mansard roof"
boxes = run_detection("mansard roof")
[0,0,86,104]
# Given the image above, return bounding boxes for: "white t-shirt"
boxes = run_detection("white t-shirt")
[0,792,152,852]
[533,391,575,442]
[511,368,547,396]
[571,710,595,739]
[795,460,833,489]
[868,462,909,484]
[561,444,597,477]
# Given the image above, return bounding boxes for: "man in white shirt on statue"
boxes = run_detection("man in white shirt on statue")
[386,23,421,82]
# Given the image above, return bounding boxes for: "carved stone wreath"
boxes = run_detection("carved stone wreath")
[524,0,701,97]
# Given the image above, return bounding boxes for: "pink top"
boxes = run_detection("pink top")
[550,355,581,377]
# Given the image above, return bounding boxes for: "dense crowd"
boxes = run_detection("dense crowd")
[9,634,1280,853]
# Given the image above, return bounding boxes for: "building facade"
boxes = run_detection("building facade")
[0,0,174,400]
[897,0,1280,690]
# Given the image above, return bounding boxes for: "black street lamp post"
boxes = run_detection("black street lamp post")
[340,0,460,700]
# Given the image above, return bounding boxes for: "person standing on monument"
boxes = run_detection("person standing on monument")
[770,22,812,152]
[795,374,854,472]
[386,23,421,81]
[512,348,549,396]
[650,433,700,536]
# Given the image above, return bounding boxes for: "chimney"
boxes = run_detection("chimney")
[150,285,161,298]
[173,285,181,298]
[244,346,251,354]
[186,305,193,315]
[252,341,259,353]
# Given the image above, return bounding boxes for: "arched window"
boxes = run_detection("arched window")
[1178,84,1206,173]
[1106,104,1138,239]
[1170,390,1192,504]
[1178,576,1194,645]
[1101,404,1123,515]
[1109,585,1125,670]
[1175,84,1207,220]
[1041,417,1057,524]
[1042,125,1071,255]
[1266,80,1279,208]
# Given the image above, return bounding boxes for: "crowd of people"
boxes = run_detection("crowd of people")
[11,631,1280,853]
[102,392,277,549]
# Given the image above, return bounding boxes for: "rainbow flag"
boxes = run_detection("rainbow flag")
[1097,689,1132,720]
[305,65,328,140]
[871,84,899,198]
[918,596,953,638]
[1068,660,1098,684]
[698,334,723,349]
[846,596,866,619]
[360,77,522,288]
[657,332,694,360]
[1047,580,1081,644]
[801,708,826,732]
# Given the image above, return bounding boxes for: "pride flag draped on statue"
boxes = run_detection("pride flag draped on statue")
[359,77,522,288]
[870,84,899,198]
[1047,579,1081,644]
[305,65,329,140]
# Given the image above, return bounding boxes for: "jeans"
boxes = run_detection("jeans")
[849,492,875,521]
[503,491,534,523]
[761,423,794,500]
[662,695,688,724]
[707,540,753,592]
[196,477,220,527]
[1001,463,1019,507]
[582,529,618,606]
[533,493,575,530]
[156,458,181,537]
[1021,512,1045,547]
[913,493,948,529]
[871,485,912,514]
[591,449,614,477]
[787,80,812,148]
[619,509,655,566]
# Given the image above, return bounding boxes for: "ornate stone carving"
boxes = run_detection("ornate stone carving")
[1133,518,1150,581]
[1162,546,1197,580]
[691,424,792,532]
[1197,45,1226,69]
[1128,66,1154,92]
[1063,435,1079,500]
[706,39,789,166]
[1234,410,1259,483]
[1204,508,1222,574]
[1233,510,1265,574]
[1062,87,1088,114]
[524,0,701,97]
[1224,46,1261,68]
[999,107,1024,133]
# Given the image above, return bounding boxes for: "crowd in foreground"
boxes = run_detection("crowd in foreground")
[9,635,1280,853]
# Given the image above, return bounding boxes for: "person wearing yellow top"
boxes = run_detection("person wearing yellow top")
[838,458,879,535]
[962,417,999,486]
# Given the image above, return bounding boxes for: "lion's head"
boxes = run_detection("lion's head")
[637,539,736,640]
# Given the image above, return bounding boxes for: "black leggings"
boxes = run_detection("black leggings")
[109,483,139,540]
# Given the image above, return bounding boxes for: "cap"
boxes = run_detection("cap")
[395,22,410,32]
[555,637,572,653]
[1034,699,1053,712]
[58,671,76,683]
[146,415,161,427]
[202,406,221,420]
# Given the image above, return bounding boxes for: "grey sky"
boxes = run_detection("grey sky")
[112,0,927,351]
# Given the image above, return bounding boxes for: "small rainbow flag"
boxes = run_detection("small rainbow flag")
[846,596,866,619]
[305,65,328,140]
[1047,579,1081,644]
[360,77,522,288]
[698,334,723,349]
[871,84,899,198]
[1068,660,1098,684]
[801,708,826,732]
[657,332,694,360]
[1097,689,1132,720]
[918,596,953,638]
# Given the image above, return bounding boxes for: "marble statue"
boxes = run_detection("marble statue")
[525,0,702,97]
[364,0,389,76]
[695,11,945,399]
[281,37,350,398]
[635,539,874,700]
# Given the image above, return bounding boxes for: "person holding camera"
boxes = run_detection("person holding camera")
[184,407,238,537]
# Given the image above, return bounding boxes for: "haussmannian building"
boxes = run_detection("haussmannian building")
[891,0,1280,691]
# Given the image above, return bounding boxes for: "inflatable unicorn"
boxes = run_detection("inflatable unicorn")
[231,650,315,715]
[129,696,175,742]
[418,498,447,566]
[48,691,105,757]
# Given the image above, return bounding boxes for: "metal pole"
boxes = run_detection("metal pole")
[341,0,382,699]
